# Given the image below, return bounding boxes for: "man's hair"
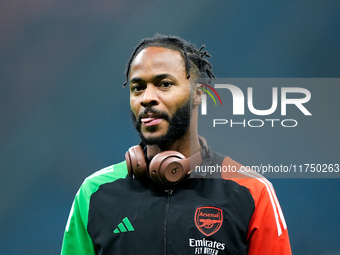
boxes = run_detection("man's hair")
[123,34,215,87]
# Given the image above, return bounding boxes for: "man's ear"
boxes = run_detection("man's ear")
[193,83,204,106]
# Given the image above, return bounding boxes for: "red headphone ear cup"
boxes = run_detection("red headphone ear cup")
[125,146,147,180]
[149,151,186,186]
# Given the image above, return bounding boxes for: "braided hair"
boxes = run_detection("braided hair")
[123,34,215,87]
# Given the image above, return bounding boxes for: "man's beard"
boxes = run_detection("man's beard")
[130,99,192,146]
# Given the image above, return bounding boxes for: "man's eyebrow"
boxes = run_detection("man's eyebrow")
[129,77,143,84]
[153,73,177,81]
[129,73,177,84]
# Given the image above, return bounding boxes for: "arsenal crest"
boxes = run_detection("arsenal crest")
[195,206,223,236]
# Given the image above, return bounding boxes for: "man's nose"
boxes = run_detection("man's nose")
[140,85,159,107]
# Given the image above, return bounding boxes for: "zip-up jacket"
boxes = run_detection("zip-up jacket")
[61,148,292,255]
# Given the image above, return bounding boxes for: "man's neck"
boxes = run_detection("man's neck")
[146,134,201,160]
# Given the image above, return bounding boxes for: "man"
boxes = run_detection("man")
[61,35,292,254]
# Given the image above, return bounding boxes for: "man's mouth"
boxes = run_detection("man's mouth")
[141,117,164,127]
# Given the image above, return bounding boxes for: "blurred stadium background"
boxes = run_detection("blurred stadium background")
[1,1,340,254]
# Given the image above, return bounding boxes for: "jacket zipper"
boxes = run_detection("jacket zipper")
[163,189,173,255]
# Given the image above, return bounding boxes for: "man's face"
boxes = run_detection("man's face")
[129,46,192,145]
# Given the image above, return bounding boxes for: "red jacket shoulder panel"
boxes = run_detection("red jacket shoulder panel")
[221,157,292,255]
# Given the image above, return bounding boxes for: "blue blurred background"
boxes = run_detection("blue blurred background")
[1,1,339,254]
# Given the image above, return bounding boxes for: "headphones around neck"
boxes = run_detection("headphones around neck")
[125,136,208,186]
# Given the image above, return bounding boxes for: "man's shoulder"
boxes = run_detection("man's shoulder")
[77,161,128,197]
[220,156,275,202]
[198,148,269,188]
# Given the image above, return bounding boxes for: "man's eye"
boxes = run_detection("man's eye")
[160,81,173,88]
[131,85,143,92]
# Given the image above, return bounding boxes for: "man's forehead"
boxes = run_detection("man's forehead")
[132,46,184,66]
[129,46,186,79]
